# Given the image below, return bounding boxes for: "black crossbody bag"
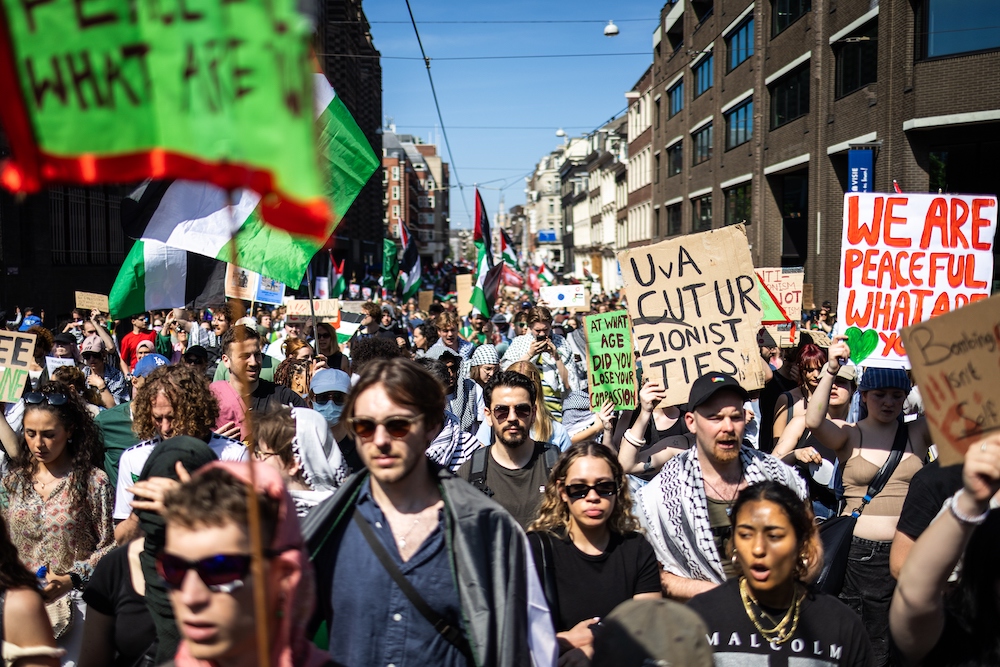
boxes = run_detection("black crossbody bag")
[815,421,907,595]
[351,508,473,660]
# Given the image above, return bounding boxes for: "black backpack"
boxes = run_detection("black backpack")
[467,443,561,497]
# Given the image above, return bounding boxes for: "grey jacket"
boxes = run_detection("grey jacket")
[303,460,555,667]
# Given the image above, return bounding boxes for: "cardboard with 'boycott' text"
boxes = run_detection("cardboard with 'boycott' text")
[618,225,766,407]
[902,293,1000,465]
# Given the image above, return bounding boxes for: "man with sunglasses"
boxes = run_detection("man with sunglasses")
[303,358,558,667]
[457,371,561,530]
[120,311,157,372]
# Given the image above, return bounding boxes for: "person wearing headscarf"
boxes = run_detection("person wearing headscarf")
[160,462,335,667]
[466,344,500,432]
[252,407,349,518]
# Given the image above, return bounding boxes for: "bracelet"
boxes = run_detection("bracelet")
[623,430,646,448]
[946,489,990,525]
[825,366,839,377]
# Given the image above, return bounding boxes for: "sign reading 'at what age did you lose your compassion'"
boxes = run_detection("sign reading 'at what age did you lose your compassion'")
[619,225,766,408]
[837,193,997,367]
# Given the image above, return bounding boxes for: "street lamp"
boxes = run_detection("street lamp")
[604,20,619,37]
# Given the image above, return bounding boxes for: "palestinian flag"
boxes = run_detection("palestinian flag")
[473,190,494,270]
[382,238,399,292]
[527,265,541,293]
[399,222,422,300]
[500,228,521,272]
[330,256,346,298]
[119,73,379,286]
[469,256,504,317]
[108,240,226,319]
[538,263,555,286]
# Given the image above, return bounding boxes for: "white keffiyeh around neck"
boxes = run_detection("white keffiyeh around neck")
[636,444,807,584]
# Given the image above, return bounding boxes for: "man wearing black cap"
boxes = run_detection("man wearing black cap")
[635,373,806,601]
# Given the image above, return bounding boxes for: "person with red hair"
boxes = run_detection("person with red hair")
[770,344,826,450]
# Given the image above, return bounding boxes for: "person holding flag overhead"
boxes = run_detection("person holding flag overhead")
[470,191,506,318]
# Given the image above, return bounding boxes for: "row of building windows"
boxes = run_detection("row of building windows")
[652,182,752,238]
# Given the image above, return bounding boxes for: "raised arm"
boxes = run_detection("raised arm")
[804,336,852,453]
[890,435,1000,662]
[0,404,20,460]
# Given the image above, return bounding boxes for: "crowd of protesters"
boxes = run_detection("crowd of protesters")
[0,286,997,667]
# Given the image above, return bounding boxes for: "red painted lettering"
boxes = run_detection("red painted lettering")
[929,253,950,288]
[971,198,995,250]
[910,288,934,322]
[894,251,910,287]
[908,252,925,287]
[889,291,911,330]
[949,198,970,249]
[876,251,898,289]
[965,254,988,289]
[920,197,949,249]
[861,249,880,287]
[947,255,965,288]
[843,249,863,288]
[872,292,893,330]
[847,195,883,246]
[884,197,910,247]
[845,291,873,327]
[931,292,951,318]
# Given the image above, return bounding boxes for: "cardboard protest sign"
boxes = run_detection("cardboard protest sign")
[284,299,340,325]
[0,331,35,402]
[758,267,804,322]
[541,285,588,309]
[255,276,285,306]
[418,290,434,312]
[225,265,257,301]
[585,311,638,410]
[0,0,331,238]
[75,291,109,313]
[45,356,75,377]
[902,294,1000,465]
[802,283,815,311]
[755,275,791,325]
[618,225,766,407]
[456,274,473,317]
[837,193,997,367]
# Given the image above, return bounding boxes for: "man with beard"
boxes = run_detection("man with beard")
[635,373,806,601]
[456,370,560,529]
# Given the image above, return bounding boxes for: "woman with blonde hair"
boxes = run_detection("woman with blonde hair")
[502,360,572,450]
[527,442,661,664]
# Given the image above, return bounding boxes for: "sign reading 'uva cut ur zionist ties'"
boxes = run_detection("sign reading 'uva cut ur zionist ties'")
[618,225,766,408]
[837,193,997,367]
[0,0,331,238]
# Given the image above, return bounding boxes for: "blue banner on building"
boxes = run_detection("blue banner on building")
[848,149,873,193]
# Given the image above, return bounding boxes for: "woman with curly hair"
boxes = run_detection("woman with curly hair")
[1,382,115,666]
[527,442,661,664]
[274,357,312,401]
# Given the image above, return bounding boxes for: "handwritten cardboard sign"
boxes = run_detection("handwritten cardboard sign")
[284,299,340,325]
[418,290,434,313]
[456,274,473,317]
[540,285,587,309]
[225,265,257,301]
[585,311,638,410]
[618,225,766,407]
[0,331,36,402]
[837,193,997,367]
[758,267,804,322]
[75,291,109,313]
[45,356,76,377]
[902,293,1000,465]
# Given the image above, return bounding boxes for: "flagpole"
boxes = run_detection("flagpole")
[306,263,319,337]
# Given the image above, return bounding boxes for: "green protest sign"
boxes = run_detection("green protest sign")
[585,310,638,410]
[0,331,35,403]
[0,0,331,237]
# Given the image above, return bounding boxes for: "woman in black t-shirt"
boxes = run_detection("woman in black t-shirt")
[527,442,662,665]
[688,481,874,666]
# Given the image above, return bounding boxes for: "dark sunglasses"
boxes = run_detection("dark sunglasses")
[25,392,68,406]
[313,391,347,406]
[81,352,102,361]
[564,481,618,501]
[157,553,265,594]
[347,414,422,439]
[182,356,206,365]
[492,403,532,422]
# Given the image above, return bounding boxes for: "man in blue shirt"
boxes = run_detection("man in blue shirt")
[304,358,557,667]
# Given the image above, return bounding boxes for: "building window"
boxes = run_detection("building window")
[725,183,752,225]
[668,81,684,117]
[392,186,400,200]
[654,97,661,128]
[50,185,127,265]
[391,166,399,181]
[392,204,400,220]
[835,20,878,98]
[667,203,682,236]
[770,63,810,128]
[727,18,755,71]
[692,124,713,165]
[725,99,753,150]
[654,207,661,237]
[917,0,1000,59]
[693,55,714,98]
[692,194,713,231]
[655,153,661,183]
[773,0,810,35]
[668,142,683,176]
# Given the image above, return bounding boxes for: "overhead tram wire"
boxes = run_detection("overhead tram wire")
[317,52,651,61]
[401,0,472,223]
[331,18,655,25]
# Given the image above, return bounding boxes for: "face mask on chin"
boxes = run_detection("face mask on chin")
[314,401,343,426]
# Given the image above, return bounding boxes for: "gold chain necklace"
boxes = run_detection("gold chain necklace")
[739,577,802,645]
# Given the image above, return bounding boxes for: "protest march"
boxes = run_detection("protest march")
[2,0,1000,666]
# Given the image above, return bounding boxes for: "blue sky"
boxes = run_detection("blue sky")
[365,0,660,228]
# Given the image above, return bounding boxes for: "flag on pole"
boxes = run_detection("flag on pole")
[330,256,346,298]
[382,238,399,292]
[527,266,541,294]
[538,263,555,286]
[109,240,226,319]
[500,228,521,272]
[473,190,495,270]
[470,261,505,317]
[399,222,422,300]
[119,72,380,287]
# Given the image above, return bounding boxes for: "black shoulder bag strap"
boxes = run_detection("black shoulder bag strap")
[468,446,493,496]
[851,421,908,518]
[351,508,473,660]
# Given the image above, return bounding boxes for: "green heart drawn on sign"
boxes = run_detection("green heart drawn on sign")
[845,327,879,364]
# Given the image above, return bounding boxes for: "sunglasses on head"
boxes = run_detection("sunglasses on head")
[313,391,347,406]
[25,392,68,406]
[564,481,618,501]
[157,552,259,594]
[347,414,422,439]
[492,403,532,422]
